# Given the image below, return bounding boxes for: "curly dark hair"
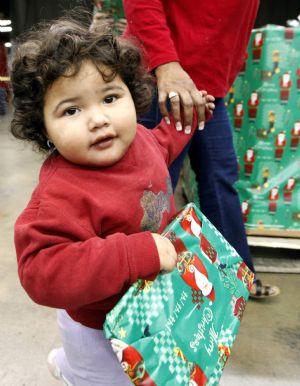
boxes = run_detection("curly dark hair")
[10,9,154,153]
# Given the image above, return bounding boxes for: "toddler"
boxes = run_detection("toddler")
[11,11,214,385]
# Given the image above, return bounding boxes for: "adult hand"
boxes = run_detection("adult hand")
[155,61,213,133]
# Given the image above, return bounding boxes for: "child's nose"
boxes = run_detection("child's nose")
[88,106,109,130]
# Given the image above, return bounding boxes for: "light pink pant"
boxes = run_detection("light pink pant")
[56,310,132,385]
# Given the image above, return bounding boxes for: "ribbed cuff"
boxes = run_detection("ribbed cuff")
[126,231,160,284]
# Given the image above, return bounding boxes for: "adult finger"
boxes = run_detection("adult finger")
[158,90,171,125]
[168,92,182,131]
[178,90,194,134]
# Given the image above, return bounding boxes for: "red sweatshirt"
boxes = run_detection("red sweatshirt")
[14,121,195,329]
[124,0,259,97]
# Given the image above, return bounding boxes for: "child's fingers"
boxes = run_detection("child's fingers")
[190,89,206,130]
[206,102,215,110]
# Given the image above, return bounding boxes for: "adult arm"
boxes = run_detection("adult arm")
[124,0,210,131]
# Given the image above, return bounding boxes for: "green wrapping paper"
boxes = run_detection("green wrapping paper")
[101,0,124,18]
[225,25,300,232]
[104,203,254,385]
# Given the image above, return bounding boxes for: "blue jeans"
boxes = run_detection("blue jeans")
[138,97,255,273]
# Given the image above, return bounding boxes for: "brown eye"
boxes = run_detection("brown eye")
[64,107,79,116]
[104,95,117,104]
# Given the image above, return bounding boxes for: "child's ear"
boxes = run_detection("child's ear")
[42,129,54,149]
[42,127,49,140]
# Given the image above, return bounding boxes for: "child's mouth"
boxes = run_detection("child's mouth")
[91,136,114,149]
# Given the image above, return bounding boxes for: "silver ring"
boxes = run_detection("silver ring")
[168,91,179,99]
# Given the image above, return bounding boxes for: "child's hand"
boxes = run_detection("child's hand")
[151,233,178,272]
[200,90,215,129]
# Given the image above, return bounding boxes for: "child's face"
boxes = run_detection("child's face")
[43,60,137,167]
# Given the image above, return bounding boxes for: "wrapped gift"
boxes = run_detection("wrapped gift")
[104,203,254,386]
[225,25,300,233]
[94,0,126,35]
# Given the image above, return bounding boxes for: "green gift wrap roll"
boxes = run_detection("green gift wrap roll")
[104,203,254,385]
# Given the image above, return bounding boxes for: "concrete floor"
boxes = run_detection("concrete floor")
[0,109,299,385]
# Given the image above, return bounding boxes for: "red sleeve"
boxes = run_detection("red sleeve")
[123,0,178,70]
[149,113,198,166]
[15,202,160,309]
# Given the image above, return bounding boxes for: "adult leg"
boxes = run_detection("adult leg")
[188,98,255,273]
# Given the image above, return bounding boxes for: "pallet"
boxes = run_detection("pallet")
[247,235,300,250]
[246,228,300,238]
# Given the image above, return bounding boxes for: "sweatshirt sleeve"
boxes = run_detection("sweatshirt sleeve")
[149,114,198,166]
[14,201,160,309]
[123,0,178,71]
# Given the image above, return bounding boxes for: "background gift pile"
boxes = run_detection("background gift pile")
[225,24,300,234]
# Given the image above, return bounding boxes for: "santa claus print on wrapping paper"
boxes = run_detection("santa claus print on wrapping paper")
[244,148,255,177]
[252,31,264,63]
[297,67,300,92]
[175,347,207,386]
[268,186,279,214]
[165,228,216,308]
[179,206,219,266]
[237,261,254,292]
[284,177,296,204]
[280,72,292,103]
[189,363,208,386]
[234,102,244,131]
[177,251,216,307]
[231,295,247,322]
[241,200,250,224]
[284,27,294,42]
[290,121,300,151]
[248,91,259,121]
[164,229,187,254]
[110,338,155,385]
[275,131,286,161]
